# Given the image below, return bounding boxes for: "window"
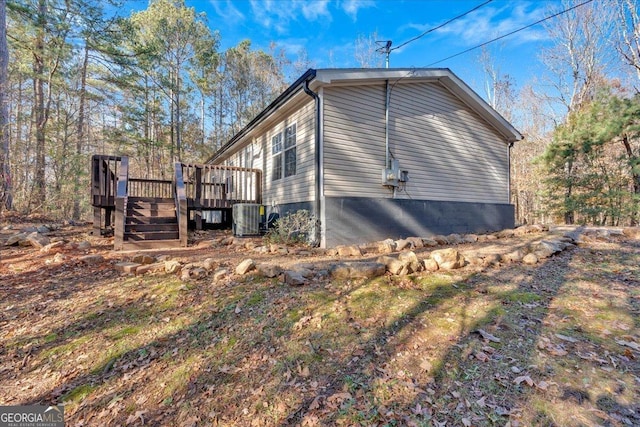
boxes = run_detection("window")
[272,123,296,181]
[271,133,283,181]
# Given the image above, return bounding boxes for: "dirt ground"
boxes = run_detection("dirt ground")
[1,215,639,426]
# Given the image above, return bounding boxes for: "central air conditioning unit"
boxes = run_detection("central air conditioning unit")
[232,203,264,237]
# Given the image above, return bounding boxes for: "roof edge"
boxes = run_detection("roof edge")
[205,68,317,164]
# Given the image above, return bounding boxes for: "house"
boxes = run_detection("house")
[207,68,523,248]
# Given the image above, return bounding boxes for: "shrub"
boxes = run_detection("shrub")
[264,209,318,246]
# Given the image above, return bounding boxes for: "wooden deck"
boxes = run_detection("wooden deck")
[91,155,262,249]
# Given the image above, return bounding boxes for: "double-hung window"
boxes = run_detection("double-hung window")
[272,123,296,181]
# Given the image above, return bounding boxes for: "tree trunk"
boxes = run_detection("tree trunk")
[0,0,12,210]
[32,0,47,210]
[73,44,89,220]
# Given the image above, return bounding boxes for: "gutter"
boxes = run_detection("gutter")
[303,75,322,246]
[206,68,317,164]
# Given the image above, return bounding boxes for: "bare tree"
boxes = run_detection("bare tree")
[613,0,640,88]
[354,31,385,68]
[540,0,613,115]
[0,0,10,211]
[478,46,516,121]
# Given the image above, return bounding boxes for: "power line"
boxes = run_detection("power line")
[391,0,494,52]
[426,0,594,66]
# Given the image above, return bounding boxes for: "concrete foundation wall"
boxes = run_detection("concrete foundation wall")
[323,197,514,247]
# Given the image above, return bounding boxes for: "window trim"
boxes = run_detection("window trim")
[271,122,297,181]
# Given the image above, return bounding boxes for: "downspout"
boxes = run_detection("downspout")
[303,76,321,246]
[508,141,514,204]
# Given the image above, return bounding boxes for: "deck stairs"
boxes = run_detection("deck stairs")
[90,155,262,250]
[122,197,182,249]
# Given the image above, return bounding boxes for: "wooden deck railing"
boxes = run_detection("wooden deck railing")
[91,155,121,206]
[113,156,129,250]
[128,178,173,198]
[181,163,262,208]
[91,155,263,243]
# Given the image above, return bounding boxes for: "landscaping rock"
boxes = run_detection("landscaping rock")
[257,263,282,278]
[377,255,406,275]
[395,239,412,251]
[337,245,362,257]
[133,254,156,265]
[377,239,397,254]
[430,248,465,270]
[446,234,462,245]
[284,270,307,286]
[165,260,182,274]
[496,229,515,239]
[202,258,217,271]
[36,225,50,233]
[398,251,422,273]
[212,268,229,281]
[221,236,234,245]
[236,259,256,275]
[466,255,484,267]
[482,253,501,266]
[421,238,438,247]
[422,258,439,272]
[330,262,386,279]
[531,240,563,259]
[4,232,27,246]
[135,262,165,275]
[41,241,66,253]
[433,235,448,245]
[80,254,104,264]
[407,237,424,249]
[116,262,141,274]
[523,253,539,265]
[26,232,50,249]
[462,234,478,243]
[189,267,208,279]
[76,241,92,250]
[501,249,525,263]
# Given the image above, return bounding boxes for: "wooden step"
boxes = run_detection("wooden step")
[126,216,178,225]
[128,196,174,204]
[120,239,183,250]
[127,209,176,218]
[124,230,180,241]
[125,223,178,233]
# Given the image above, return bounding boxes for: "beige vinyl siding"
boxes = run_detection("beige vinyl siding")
[323,85,387,197]
[390,82,508,203]
[322,82,509,204]
[262,99,316,205]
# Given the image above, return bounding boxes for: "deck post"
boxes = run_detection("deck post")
[93,207,102,235]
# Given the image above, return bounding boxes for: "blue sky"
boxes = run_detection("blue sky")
[192,0,563,95]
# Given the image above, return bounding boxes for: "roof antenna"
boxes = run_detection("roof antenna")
[376,40,392,68]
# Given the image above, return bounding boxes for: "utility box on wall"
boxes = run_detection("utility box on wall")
[232,203,265,236]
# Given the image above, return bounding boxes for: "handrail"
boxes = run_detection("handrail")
[173,162,188,247]
[114,156,129,250]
